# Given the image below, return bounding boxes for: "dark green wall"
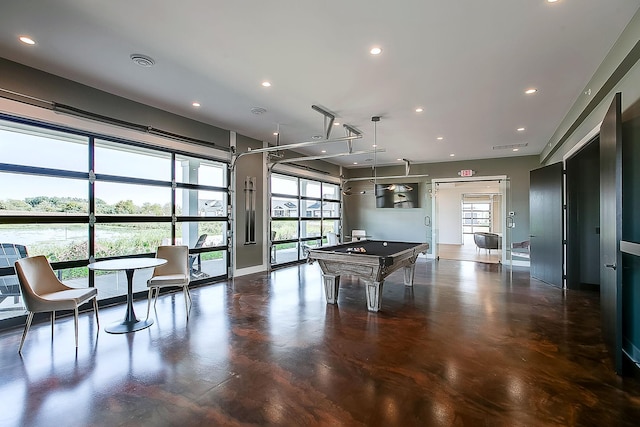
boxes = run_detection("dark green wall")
[622,110,640,356]
[0,58,230,147]
[343,156,540,246]
[235,135,265,269]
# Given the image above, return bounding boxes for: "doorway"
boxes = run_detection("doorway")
[565,136,601,290]
[431,177,508,264]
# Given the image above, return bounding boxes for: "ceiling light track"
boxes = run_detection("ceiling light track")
[232,134,363,170]
[343,173,430,184]
[311,104,336,140]
[343,124,362,153]
[270,148,385,165]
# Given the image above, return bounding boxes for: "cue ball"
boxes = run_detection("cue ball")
[383,242,387,246]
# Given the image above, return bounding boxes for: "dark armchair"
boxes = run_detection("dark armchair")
[473,232,501,254]
[189,234,208,278]
[1,243,28,305]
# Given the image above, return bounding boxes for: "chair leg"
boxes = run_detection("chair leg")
[51,311,55,337]
[153,287,160,308]
[146,288,154,320]
[18,312,34,353]
[93,297,100,330]
[183,286,190,319]
[74,307,79,348]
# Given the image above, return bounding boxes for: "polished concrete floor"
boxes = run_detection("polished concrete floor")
[0,259,639,426]
[437,234,503,264]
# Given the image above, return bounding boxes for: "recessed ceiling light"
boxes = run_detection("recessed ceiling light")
[449,154,455,157]
[513,148,520,152]
[321,150,326,153]
[415,108,424,113]
[261,81,271,87]
[273,132,279,136]
[397,158,402,161]
[437,136,444,140]
[525,88,537,94]
[19,36,35,45]
[517,127,525,132]
[547,0,558,3]
[192,102,201,107]
[353,162,358,165]
[370,47,382,55]
[372,144,378,148]
[130,54,155,67]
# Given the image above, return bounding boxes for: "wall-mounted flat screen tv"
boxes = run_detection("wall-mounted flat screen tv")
[375,183,418,208]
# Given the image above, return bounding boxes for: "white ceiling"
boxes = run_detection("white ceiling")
[0,0,638,168]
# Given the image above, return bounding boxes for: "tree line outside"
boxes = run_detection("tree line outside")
[0,196,174,216]
[1,196,225,279]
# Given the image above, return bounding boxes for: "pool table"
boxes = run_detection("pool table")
[307,240,429,312]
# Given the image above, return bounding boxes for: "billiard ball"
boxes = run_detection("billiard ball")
[383,242,388,246]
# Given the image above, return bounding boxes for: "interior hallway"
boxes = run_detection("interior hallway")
[0,260,638,426]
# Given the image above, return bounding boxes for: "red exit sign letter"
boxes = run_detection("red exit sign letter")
[459,169,474,177]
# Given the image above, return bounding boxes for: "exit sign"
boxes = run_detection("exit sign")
[459,169,474,177]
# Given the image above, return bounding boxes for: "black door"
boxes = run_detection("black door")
[530,163,564,287]
[600,93,623,374]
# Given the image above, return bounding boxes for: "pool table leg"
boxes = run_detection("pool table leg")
[403,263,417,286]
[365,280,384,312]
[322,274,340,304]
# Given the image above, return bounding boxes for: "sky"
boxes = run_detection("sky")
[0,126,226,205]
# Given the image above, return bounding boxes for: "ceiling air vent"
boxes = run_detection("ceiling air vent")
[130,54,155,68]
[492,142,528,150]
[250,107,267,115]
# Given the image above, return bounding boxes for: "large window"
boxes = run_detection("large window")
[462,199,491,234]
[270,173,340,265]
[0,116,229,322]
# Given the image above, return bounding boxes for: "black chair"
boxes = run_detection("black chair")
[270,231,277,263]
[473,232,501,254]
[189,234,208,278]
[0,243,28,305]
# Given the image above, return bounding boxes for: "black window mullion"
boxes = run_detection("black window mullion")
[176,216,229,222]
[94,173,172,188]
[0,163,88,180]
[176,182,227,192]
[171,153,176,245]
[94,216,173,224]
[89,136,95,287]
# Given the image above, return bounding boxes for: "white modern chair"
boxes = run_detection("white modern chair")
[352,229,367,241]
[146,245,191,320]
[14,255,99,353]
[326,232,338,246]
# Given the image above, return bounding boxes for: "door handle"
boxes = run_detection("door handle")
[605,263,617,270]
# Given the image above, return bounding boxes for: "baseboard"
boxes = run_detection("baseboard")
[233,264,267,277]
[506,260,530,267]
[566,282,600,291]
